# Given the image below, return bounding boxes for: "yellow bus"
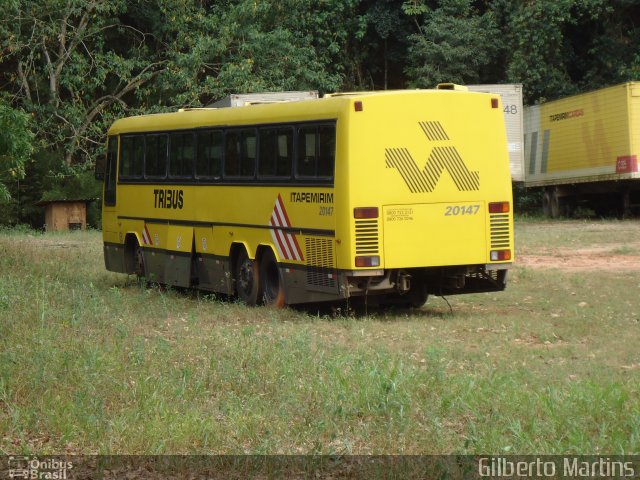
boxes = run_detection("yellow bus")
[96,87,514,307]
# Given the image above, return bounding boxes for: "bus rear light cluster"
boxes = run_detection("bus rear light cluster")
[490,250,511,261]
[355,255,380,268]
[491,98,499,109]
[488,201,510,214]
[354,207,379,219]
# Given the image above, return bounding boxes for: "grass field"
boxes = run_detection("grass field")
[0,220,638,455]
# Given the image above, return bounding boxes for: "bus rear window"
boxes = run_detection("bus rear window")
[119,135,144,178]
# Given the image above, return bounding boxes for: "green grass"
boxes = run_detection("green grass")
[0,223,638,454]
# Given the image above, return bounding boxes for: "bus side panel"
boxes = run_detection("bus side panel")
[163,225,194,288]
[631,84,640,161]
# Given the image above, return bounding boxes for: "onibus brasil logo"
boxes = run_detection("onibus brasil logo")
[8,456,73,479]
[385,121,480,193]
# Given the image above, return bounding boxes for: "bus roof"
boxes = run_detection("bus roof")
[107,89,492,135]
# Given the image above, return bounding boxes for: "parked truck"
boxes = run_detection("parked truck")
[524,82,640,217]
[467,84,525,182]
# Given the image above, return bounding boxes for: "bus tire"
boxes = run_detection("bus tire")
[260,249,285,308]
[234,249,260,306]
[134,243,146,279]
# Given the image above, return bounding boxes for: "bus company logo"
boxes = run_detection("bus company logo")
[8,456,73,479]
[385,121,480,193]
[269,194,303,261]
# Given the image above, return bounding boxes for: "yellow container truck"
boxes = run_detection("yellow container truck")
[524,82,640,216]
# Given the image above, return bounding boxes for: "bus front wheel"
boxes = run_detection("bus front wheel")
[260,250,285,308]
[234,250,260,306]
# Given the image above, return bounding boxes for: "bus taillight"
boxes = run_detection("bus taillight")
[490,250,511,261]
[354,207,378,219]
[488,202,510,213]
[355,256,380,267]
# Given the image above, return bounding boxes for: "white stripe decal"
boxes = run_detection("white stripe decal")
[142,224,151,245]
[269,194,304,261]
[270,218,286,259]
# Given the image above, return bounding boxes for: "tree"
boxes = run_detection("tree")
[0,100,33,201]
[403,0,499,88]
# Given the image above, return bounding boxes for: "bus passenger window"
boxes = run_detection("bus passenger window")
[317,125,336,178]
[242,130,257,177]
[225,130,241,176]
[145,134,168,178]
[297,126,317,177]
[119,135,144,178]
[225,128,256,178]
[196,130,222,180]
[169,132,195,178]
[259,127,293,178]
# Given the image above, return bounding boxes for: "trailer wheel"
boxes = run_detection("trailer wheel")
[550,190,561,218]
[260,249,285,307]
[542,191,552,217]
[234,249,260,306]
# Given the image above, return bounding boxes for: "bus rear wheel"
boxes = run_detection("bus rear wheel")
[234,250,260,306]
[260,250,285,308]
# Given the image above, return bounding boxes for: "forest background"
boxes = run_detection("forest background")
[1,0,639,227]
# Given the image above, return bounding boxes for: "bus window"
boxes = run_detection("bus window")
[225,128,256,178]
[169,132,195,178]
[296,124,336,179]
[119,135,144,178]
[259,127,293,178]
[145,134,168,178]
[297,126,317,177]
[104,136,118,206]
[317,124,336,178]
[196,130,223,180]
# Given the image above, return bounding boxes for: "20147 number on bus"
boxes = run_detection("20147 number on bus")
[95,87,514,308]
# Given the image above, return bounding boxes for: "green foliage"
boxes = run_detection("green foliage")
[1,0,640,226]
[513,182,543,216]
[0,101,33,201]
[404,0,499,87]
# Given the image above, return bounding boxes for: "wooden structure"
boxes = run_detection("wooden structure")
[36,199,94,232]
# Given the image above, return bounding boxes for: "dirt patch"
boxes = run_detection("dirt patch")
[517,243,640,272]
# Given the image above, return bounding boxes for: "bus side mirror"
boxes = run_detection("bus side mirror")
[95,156,105,180]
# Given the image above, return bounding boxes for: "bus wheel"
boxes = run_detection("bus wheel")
[234,250,260,306]
[260,250,285,307]
[134,243,146,280]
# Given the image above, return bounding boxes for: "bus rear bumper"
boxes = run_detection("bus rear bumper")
[342,264,509,298]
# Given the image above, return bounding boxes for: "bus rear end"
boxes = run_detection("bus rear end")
[336,87,514,305]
